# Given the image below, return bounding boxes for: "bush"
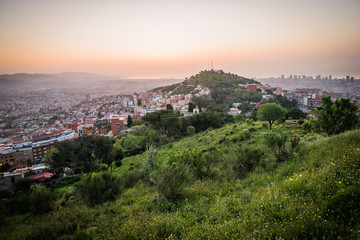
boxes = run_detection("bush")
[159,135,169,145]
[245,119,254,125]
[298,118,304,125]
[13,178,33,192]
[230,146,263,177]
[186,126,195,135]
[29,185,56,215]
[265,133,291,163]
[1,193,30,216]
[115,159,122,167]
[301,119,321,133]
[141,145,157,185]
[228,130,251,143]
[75,172,122,206]
[0,202,5,225]
[170,148,218,180]
[151,159,193,202]
[119,171,140,189]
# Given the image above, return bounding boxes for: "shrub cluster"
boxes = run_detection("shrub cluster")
[265,134,300,163]
[75,172,122,206]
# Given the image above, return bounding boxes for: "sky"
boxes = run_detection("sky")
[0,0,360,78]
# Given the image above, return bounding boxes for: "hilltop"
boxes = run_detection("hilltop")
[2,121,359,239]
[153,70,263,110]
[154,70,259,94]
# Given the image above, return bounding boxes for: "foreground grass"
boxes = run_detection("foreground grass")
[2,123,359,239]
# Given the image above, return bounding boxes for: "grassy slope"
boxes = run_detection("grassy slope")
[2,122,360,239]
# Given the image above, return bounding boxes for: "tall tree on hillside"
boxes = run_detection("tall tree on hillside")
[127,115,133,128]
[257,103,286,129]
[317,96,359,135]
[188,102,195,112]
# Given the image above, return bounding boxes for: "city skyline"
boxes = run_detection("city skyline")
[1,0,360,78]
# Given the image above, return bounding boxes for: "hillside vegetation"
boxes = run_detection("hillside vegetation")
[2,120,360,239]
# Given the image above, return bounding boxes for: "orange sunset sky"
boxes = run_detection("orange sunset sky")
[0,0,360,78]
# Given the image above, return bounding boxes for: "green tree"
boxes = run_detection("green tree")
[286,107,306,120]
[45,135,115,173]
[160,112,180,136]
[166,104,174,110]
[267,95,296,109]
[188,102,195,112]
[142,110,175,130]
[234,114,245,123]
[317,96,359,135]
[205,105,223,113]
[257,103,286,129]
[127,115,133,128]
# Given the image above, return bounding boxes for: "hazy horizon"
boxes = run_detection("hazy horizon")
[1,0,360,79]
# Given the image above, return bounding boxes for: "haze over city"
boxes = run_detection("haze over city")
[1,0,360,78]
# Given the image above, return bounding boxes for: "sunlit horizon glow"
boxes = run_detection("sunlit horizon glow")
[1,0,360,78]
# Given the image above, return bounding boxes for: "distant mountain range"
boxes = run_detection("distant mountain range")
[0,72,118,86]
[0,72,182,92]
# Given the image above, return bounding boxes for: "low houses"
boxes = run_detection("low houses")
[246,84,262,91]
[228,108,242,116]
[0,147,14,167]
[1,164,52,191]
[28,172,53,184]
[1,171,25,190]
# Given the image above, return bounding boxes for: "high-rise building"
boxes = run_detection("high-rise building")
[133,95,138,106]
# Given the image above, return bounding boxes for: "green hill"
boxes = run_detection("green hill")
[2,121,360,239]
[154,70,262,110]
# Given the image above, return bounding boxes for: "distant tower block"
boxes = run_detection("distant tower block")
[211,61,214,70]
